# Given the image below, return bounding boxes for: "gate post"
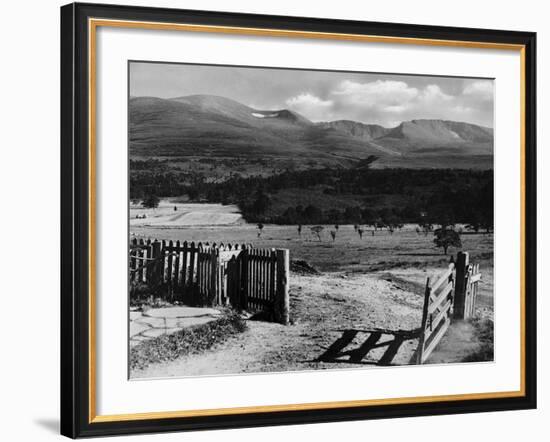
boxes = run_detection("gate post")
[453,251,469,320]
[274,249,290,325]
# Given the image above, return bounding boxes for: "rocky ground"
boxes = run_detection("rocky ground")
[130,306,222,347]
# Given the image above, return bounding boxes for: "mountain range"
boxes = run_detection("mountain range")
[129,94,493,169]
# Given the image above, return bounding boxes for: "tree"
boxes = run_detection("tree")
[434,227,462,255]
[297,224,302,237]
[330,230,336,241]
[357,228,364,239]
[252,188,270,214]
[345,206,362,224]
[142,194,160,209]
[304,205,322,223]
[257,223,264,238]
[310,225,324,241]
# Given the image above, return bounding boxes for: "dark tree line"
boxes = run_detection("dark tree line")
[130,160,493,230]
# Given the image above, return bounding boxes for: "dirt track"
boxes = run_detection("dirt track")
[133,271,426,378]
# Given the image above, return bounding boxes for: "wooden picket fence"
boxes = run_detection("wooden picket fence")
[416,252,481,364]
[129,239,290,324]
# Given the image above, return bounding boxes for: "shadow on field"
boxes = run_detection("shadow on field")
[315,328,420,366]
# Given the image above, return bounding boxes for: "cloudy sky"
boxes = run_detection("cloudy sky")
[130,62,494,128]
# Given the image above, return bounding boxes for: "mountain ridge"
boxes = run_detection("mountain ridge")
[129,94,493,169]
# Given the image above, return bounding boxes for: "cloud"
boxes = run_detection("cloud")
[323,80,466,126]
[420,84,453,102]
[463,81,494,100]
[285,93,334,121]
[332,80,419,107]
[282,79,494,128]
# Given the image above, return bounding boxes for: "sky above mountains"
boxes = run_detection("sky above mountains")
[130,61,494,128]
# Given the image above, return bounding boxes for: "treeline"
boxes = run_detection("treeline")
[199,168,493,229]
[130,160,493,230]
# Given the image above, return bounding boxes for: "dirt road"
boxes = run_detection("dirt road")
[133,271,426,378]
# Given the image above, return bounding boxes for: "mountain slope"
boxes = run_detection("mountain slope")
[130,95,390,164]
[317,120,390,141]
[375,119,494,155]
[129,95,493,168]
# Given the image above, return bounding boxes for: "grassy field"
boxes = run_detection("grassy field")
[131,206,494,311]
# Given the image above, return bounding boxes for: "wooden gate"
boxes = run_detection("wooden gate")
[416,251,482,364]
[129,239,290,324]
[417,263,455,364]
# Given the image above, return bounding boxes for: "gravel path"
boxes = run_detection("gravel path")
[132,272,425,379]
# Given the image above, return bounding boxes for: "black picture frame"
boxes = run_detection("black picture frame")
[61,2,537,438]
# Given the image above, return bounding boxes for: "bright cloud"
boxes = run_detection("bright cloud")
[281,80,493,127]
[420,84,453,102]
[324,80,462,125]
[333,80,419,107]
[285,93,334,121]
[304,79,494,127]
[463,81,494,100]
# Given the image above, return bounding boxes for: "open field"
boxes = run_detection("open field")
[131,203,494,310]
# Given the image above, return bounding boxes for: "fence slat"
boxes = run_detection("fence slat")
[210,248,218,306]
[138,239,145,282]
[188,242,196,301]
[428,281,454,314]
[416,278,431,364]
[241,247,248,310]
[130,238,137,283]
[430,264,454,296]
[174,241,181,293]
[422,317,450,363]
[180,241,188,292]
[429,299,452,332]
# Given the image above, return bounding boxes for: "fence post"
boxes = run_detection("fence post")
[453,251,469,320]
[274,249,290,325]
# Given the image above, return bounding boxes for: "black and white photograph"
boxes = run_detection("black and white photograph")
[128,61,494,379]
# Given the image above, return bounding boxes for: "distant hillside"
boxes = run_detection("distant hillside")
[317,120,390,141]
[375,119,494,155]
[130,94,493,169]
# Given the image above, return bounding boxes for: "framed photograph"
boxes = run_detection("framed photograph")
[60,2,536,438]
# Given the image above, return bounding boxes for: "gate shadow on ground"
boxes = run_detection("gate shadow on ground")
[315,328,421,366]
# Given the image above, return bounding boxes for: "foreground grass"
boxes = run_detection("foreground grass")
[130,310,247,371]
[462,317,494,362]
